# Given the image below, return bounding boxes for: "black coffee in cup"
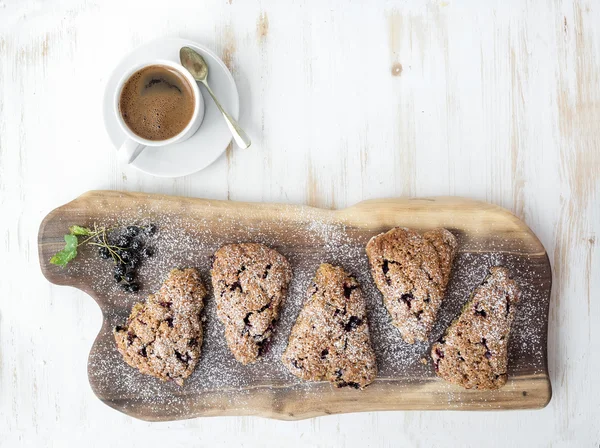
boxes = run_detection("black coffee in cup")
[119,65,195,141]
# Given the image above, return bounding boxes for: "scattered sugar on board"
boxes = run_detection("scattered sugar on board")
[67,201,549,416]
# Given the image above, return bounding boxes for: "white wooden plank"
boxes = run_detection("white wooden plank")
[0,0,599,446]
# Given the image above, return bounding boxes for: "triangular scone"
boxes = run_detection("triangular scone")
[282,264,377,389]
[366,227,457,344]
[211,243,292,365]
[114,268,207,386]
[431,267,520,390]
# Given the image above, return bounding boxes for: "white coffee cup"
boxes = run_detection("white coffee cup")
[114,60,205,164]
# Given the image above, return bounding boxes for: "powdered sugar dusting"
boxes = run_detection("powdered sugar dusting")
[57,199,550,417]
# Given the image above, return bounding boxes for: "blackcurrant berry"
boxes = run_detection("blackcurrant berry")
[98,247,110,259]
[125,226,140,237]
[131,240,143,251]
[120,250,132,262]
[113,273,122,283]
[127,257,139,270]
[145,224,157,236]
[127,283,140,293]
[114,264,126,277]
[117,235,132,247]
[124,273,135,283]
[142,247,154,258]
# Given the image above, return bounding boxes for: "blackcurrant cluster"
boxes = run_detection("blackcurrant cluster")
[97,224,157,293]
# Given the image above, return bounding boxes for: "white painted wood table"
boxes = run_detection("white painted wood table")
[1,0,598,446]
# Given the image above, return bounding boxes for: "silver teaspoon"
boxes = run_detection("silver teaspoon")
[180,47,251,149]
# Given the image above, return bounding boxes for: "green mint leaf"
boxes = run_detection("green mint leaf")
[69,225,92,236]
[50,234,78,267]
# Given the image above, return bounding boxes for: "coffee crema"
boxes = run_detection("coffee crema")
[119,65,195,141]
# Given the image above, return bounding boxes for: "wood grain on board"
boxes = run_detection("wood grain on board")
[38,191,551,421]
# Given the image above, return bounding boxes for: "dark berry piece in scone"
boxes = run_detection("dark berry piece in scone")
[211,243,292,365]
[114,268,206,386]
[282,264,377,389]
[366,227,457,344]
[431,266,520,390]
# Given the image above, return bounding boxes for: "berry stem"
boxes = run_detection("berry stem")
[77,229,104,247]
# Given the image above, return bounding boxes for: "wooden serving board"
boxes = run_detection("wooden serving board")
[38,191,552,421]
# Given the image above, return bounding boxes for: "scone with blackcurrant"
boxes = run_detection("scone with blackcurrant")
[366,227,457,344]
[211,243,292,365]
[431,266,520,390]
[114,268,207,386]
[282,263,377,389]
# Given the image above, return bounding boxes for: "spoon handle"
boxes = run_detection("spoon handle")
[201,80,251,149]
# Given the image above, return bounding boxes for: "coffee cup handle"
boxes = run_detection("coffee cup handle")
[118,138,145,164]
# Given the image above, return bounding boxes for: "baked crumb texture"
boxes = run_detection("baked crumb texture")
[431,266,521,390]
[282,263,377,389]
[114,268,207,386]
[366,227,458,344]
[211,243,292,365]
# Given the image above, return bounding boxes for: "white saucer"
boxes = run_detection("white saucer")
[103,38,239,178]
